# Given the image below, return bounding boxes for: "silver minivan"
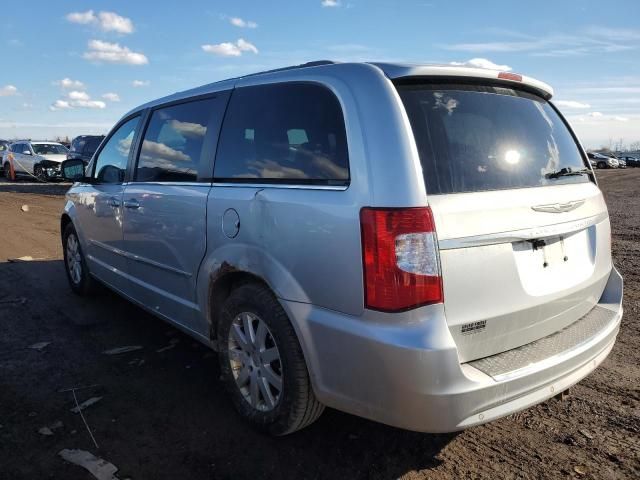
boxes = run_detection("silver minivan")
[60,61,623,435]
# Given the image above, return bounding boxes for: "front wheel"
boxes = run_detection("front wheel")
[62,223,96,295]
[597,161,606,169]
[218,283,324,435]
[34,164,47,182]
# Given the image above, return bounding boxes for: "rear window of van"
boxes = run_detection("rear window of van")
[397,84,590,194]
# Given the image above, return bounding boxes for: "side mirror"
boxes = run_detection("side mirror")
[23,150,32,155]
[61,159,88,181]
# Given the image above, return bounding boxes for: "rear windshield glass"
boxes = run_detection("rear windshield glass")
[397,84,589,194]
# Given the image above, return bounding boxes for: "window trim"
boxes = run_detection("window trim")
[129,90,231,184]
[90,113,144,185]
[212,81,351,188]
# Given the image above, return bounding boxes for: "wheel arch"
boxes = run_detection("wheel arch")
[60,213,72,239]
[207,267,273,348]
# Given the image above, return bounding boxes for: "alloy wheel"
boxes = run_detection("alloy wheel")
[66,233,82,285]
[228,312,283,411]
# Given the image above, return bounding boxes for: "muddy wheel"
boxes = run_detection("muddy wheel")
[218,283,324,435]
[62,223,96,296]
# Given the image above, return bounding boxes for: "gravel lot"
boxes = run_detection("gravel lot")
[0,171,638,479]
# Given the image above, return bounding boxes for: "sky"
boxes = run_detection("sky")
[0,0,638,149]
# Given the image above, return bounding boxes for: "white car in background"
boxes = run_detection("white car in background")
[4,141,69,181]
[587,152,619,169]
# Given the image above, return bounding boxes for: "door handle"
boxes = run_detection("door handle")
[123,199,140,209]
[108,196,120,207]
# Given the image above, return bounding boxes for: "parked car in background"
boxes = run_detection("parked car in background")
[588,152,619,169]
[59,61,622,435]
[617,155,640,168]
[0,140,10,174]
[68,135,105,164]
[3,141,69,181]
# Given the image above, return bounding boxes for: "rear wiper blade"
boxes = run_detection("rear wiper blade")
[545,167,591,179]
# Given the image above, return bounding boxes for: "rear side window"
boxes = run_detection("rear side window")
[136,98,218,182]
[397,84,589,194]
[71,137,86,153]
[84,137,102,154]
[214,83,349,185]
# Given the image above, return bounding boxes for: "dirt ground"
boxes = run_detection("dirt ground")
[0,172,638,480]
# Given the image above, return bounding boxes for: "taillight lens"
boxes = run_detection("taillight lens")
[360,207,443,312]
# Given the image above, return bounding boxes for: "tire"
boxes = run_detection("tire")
[62,223,96,296]
[34,164,47,182]
[218,283,324,435]
[597,161,606,169]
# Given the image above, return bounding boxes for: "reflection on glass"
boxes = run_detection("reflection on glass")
[136,99,216,182]
[504,149,521,165]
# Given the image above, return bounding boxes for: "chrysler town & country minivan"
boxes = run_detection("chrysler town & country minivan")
[60,61,623,435]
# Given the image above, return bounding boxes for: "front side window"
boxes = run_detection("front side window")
[397,84,589,194]
[93,116,140,184]
[136,98,217,182]
[214,83,349,185]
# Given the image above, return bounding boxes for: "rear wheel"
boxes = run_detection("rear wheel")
[62,223,96,295]
[218,283,324,435]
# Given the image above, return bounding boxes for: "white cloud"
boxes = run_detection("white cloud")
[450,58,512,71]
[0,85,18,96]
[83,40,148,65]
[230,17,258,28]
[50,91,107,111]
[555,100,591,109]
[66,10,96,25]
[66,10,134,34]
[321,0,341,7]
[102,92,121,102]
[49,100,71,111]
[67,90,90,101]
[442,29,640,58]
[132,80,150,87]
[588,111,603,117]
[73,99,106,109]
[614,116,629,122]
[236,38,258,54]
[97,11,134,34]
[54,78,85,89]
[201,38,258,56]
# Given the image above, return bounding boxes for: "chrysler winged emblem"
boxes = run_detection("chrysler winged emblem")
[531,199,585,213]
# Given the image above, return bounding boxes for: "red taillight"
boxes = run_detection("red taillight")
[360,207,443,312]
[498,72,522,82]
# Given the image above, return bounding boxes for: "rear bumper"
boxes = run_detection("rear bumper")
[284,267,623,432]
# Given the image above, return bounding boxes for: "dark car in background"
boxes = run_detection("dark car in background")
[67,135,104,164]
[617,155,640,168]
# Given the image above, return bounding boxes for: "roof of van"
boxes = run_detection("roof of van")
[125,61,553,117]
